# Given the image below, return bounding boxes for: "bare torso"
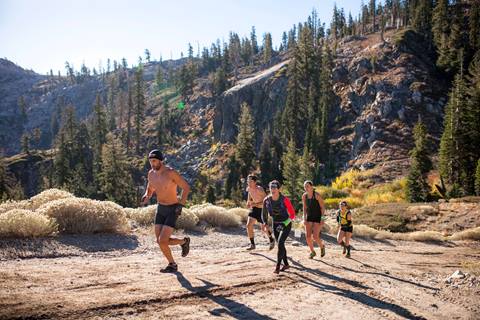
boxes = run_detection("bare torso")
[248,186,266,209]
[148,167,179,205]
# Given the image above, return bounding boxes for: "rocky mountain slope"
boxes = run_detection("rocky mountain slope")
[0,28,449,193]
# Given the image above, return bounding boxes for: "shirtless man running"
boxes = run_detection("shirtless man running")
[142,149,191,273]
[245,174,275,251]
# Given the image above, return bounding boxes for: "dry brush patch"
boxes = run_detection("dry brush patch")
[38,198,129,234]
[0,209,58,237]
[192,204,241,228]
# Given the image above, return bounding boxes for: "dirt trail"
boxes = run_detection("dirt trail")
[1,228,479,319]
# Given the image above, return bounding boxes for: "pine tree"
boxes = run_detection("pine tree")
[21,133,30,154]
[464,52,480,194]
[53,133,69,187]
[281,32,288,51]
[126,86,133,154]
[316,42,334,164]
[331,4,339,39]
[229,32,242,80]
[32,128,41,148]
[70,123,94,197]
[432,0,449,50]
[17,96,27,123]
[134,65,146,155]
[107,77,117,131]
[211,67,228,96]
[225,154,240,199]
[156,114,165,147]
[281,138,301,207]
[412,0,433,47]
[99,133,135,206]
[475,159,480,196]
[155,66,163,92]
[91,94,108,188]
[444,2,466,74]
[259,129,273,186]
[144,49,151,62]
[369,0,376,32]
[406,119,432,202]
[235,103,256,179]
[92,95,108,156]
[251,26,258,54]
[282,56,303,144]
[439,67,472,195]
[263,32,273,65]
[470,1,480,53]
[206,185,216,204]
[299,146,314,185]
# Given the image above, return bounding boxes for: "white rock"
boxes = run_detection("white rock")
[448,270,466,281]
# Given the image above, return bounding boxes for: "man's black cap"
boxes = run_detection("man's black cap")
[148,149,164,161]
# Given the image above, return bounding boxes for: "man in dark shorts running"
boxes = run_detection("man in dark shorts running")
[245,174,274,251]
[142,149,191,273]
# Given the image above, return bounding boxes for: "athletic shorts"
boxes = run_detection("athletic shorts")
[341,226,353,233]
[155,203,182,228]
[306,214,322,223]
[248,207,263,221]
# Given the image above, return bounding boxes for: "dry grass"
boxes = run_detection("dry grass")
[353,224,445,242]
[29,189,75,210]
[449,227,480,241]
[228,208,250,223]
[176,208,199,230]
[363,192,405,206]
[124,205,156,226]
[406,205,438,216]
[315,186,349,199]
[461,261,480,276]
[193,204,241,228]
[0,200,30,215]
[0,209,58,238]
[38,198,129,234]
[0,189,74,215]
[324,197,364,209]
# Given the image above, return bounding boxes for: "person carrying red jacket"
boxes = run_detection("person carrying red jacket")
[261,180,296,274]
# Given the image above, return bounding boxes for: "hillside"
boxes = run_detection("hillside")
[0,27,450,199]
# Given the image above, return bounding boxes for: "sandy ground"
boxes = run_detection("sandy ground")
[1,227,479,320]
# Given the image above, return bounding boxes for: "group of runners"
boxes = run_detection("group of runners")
[142,149,353,274]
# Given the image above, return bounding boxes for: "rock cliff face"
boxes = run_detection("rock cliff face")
[211,29,447,181]
[213,60,289,146]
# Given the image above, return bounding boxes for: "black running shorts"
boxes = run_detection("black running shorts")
[248,207,263,221]
[155,203,182,228]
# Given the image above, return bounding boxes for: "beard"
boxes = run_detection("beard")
[152,163,162,171]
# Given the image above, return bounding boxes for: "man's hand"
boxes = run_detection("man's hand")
[246,200,253,208]
[175,204,183,216]
[141,195,150,206]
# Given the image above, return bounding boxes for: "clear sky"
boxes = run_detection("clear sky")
[0,0,361,75]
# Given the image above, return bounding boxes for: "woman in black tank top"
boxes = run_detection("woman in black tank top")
[302,180,326,259]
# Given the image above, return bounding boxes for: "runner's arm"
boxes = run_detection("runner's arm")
[141,172,155,204]
[171,170,190,206]
[301,193,307,221]
[261,198,268,225]
[284,196,296,220]
[316,193,326,216]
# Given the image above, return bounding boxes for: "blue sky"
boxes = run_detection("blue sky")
[0,0,361,75]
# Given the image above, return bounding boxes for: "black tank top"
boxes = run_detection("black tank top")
[306,192,322,219]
